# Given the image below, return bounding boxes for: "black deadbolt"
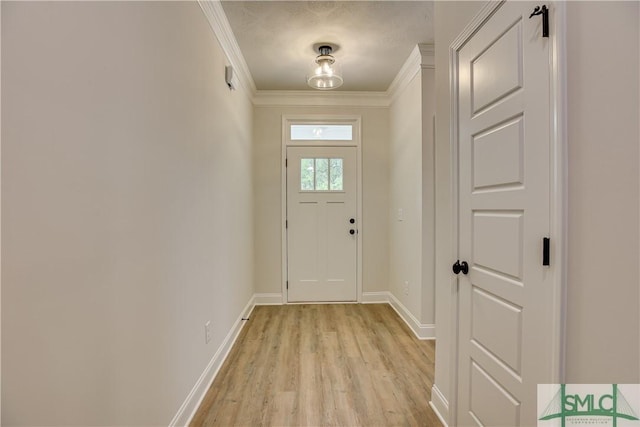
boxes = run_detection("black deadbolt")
[349,218,355,224]
[349,229,356,235]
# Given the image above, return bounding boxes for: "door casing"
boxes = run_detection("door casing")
[281,115,363,304]
[447,1,567,424]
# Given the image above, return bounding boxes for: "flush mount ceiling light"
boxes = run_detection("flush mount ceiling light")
[306,44,343,90]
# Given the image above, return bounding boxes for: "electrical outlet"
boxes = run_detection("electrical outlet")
[205,321,211,344]
[404,281,409,296]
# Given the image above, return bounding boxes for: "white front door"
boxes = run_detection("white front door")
[455,2,558,425]
[286,146,357,302]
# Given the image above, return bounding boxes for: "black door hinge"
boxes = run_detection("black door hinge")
[543,237,550,266]
[529,5,549,38]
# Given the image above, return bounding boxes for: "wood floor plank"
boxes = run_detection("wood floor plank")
[190,304,443,427]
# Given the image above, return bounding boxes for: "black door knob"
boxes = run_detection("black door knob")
[452,260,469,275]
[452,261,461,274]
[349,229,356,235]
[349,218,355,224]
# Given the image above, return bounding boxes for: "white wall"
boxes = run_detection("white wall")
[2,2,254,425]
[432,0,640,421]
[421,67,436,326]
[253,105,389,297]
[389,74,424,318]
[388,63,436,326]
[564,1,639,383]
[0,3,3,422]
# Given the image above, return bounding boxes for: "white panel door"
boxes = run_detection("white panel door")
[456,2,555,426]
[287,146,357,302]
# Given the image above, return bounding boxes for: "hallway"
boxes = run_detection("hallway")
[2,2,639,425]
[191,304,442,426]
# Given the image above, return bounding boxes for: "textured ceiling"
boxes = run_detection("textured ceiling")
[220,1,434,91]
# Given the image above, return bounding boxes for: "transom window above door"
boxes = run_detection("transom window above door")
[300,158,343,191]
[284,117,359,147]
[290,125,353,141]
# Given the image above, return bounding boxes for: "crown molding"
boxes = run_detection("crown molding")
[419,43,436,69]
[253,90,390,107]
[198,0,257,96]
[387,43,435,104]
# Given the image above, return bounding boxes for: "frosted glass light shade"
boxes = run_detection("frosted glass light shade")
[306,55,343,90]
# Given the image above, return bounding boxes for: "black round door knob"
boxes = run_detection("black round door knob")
[349,218,355,224]
[460,261,469,274]
[452,260,469,275]
[452,261,461,274]
[349,229,356,235]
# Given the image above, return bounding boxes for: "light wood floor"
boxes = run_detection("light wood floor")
[191,304,443,427]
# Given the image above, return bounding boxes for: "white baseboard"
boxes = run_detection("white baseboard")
[362,291,435,340]
[387,292,436,340]
[169,296,256,427]
[361,291,391,303]
[430,384,449,427]
[253,292,283,305]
